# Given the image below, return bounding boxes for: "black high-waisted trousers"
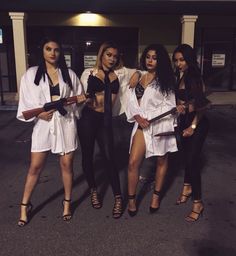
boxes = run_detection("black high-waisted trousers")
[77,106,121,196]
[179,112,209,200]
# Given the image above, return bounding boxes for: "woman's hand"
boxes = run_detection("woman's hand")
[176,104,186,114]
[77,94,87,104]
[38,109,55,121]
[182,126,194,137]
[85,98,94,107]
[134,114,150,128]
[129,71,141,88]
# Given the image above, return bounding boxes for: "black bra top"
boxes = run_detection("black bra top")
[176,88,193,101]
[135,82,145,100]
[50,84,60,96]
[87,75,120,98]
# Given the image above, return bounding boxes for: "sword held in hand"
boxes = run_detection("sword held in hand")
[148,107,177,123]
[22,94,86,120]
[148,98,206,124]
[150,98,211,137]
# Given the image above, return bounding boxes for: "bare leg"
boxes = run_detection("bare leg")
[18,151,48,226]
[150,154,168,209]
[128,129,146,212]
[60,152,74,220]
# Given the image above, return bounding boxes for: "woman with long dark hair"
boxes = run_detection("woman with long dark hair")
[173,44,210,222]
[17,36,85,226]
[78,41,136,219]
[126,44,178,216]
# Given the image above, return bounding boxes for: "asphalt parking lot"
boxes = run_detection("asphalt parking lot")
[0,106,236,256]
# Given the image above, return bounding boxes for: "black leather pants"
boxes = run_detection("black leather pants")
[179,113,209,200]
[77,106,121,196]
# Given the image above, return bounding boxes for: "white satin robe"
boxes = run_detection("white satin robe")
[17,66,83,154]
[80,67,136,116]
[126,79,178,158]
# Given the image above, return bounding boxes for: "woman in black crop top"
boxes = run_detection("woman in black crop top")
[77,42,124,218]
[173,44,210,222]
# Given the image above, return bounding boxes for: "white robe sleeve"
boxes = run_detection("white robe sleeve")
[113,67,136,116]
[80,68,94,93]
[125,87,145,123]
[17,68,39,122]
[69,69,85,119]
[148,91,177,136]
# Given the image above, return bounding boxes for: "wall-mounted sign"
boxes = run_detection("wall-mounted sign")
[212,53,225,67]
[0,29,3,44]
[64,54,71,68]
[84,55,97,69]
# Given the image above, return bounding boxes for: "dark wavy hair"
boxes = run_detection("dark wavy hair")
[94,41,123,70]
[34,36,72,88]
[140,44,175,95]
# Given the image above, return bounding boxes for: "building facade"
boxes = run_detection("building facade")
[0,0,236,104]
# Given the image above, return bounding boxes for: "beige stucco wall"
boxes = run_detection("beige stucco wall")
[197,15,236,27]
[26,13,181,55]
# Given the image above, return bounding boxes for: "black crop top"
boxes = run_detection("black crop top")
[135,83,145,100]
[176,88,194,102]
[50,84,60,96]
[86,75,120,98]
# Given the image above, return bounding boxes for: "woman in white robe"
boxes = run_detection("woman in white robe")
[17,37,85,226]
[126,44,178,216]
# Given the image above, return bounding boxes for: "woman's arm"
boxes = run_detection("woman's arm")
[129,71,142,88]
[182,76,209,137]
[134,114,150,128]
[125,86,149,127]
[17,70,39,122]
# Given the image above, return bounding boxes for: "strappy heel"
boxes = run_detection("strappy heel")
[149,190,161,214]
[127,194,137,217]
[185,201,204,222]
[90,189,102,209]
[112,195,123,219]
[18,202,33,227]
[62,199,72,222]
[176,184,192,205]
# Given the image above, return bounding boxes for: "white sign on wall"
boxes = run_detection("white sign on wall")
[0,29,3,44]
[64,54,71,68]
[212,54,225,67]
[84,55,97,69]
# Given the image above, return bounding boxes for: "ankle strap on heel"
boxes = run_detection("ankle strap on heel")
[128,194,136,200]
[63,199,71,203]
[153,190,161,196]
[183,183,191,187]
[20,202,32,207]
[193,200,202,204]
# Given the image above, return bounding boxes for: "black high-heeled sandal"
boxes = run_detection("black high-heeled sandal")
[90,189,102,209]
[185,201,204,222]
[18,202,33,227]
[112,195,123,219]
[176,184,192,205]
[62,199,72,222]
[127,194,137,217]
[149,190,161,214]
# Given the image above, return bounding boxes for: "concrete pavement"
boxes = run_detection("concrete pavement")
[0,106,236,256]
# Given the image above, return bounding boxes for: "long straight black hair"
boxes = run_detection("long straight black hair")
[140,44,175,95]
[34,36,72,88]
[172,44,210,108]
[172,44,202,93]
